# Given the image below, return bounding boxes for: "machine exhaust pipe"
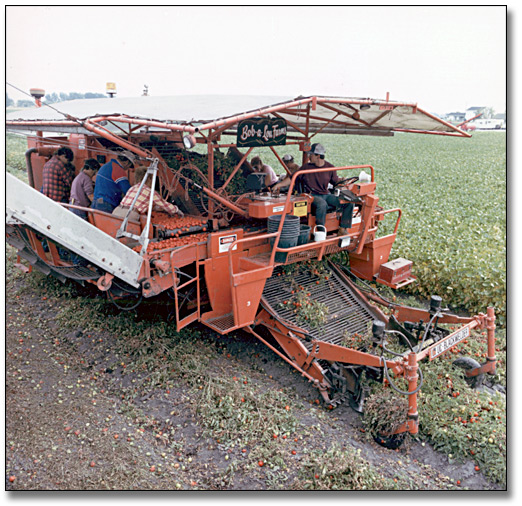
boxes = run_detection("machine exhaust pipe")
[24,148,37,189]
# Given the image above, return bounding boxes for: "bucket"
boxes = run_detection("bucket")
[268,214,300,262]
[273,235,298,263]
[267,214,300,233]
[313,225,327,242]
[359,170,371,183]
[297,225,311,245]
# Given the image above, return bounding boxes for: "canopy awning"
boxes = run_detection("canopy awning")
[6,94,469,138]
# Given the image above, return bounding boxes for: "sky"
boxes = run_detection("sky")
[5,5,507,115]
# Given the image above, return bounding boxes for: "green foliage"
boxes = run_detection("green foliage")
[324,131,506,325]
[44,91,106,103]
[363,389,409,438]
[6,133,29,173]
[164,147,248,196]
[196,376,300,448]
[16,100,34,108]
[294,445,397,490]
[416,342,506,485]
[360,324,506,486]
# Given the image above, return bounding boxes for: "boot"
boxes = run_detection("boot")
[338,227,349,236]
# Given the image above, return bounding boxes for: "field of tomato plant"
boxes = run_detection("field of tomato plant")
[5,245,506,489]
[257,131,506,326]
[6,130,506,324]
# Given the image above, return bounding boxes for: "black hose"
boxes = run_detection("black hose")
[381,330,414,356]
[106,282,143,311]
[25,148,38,189]
[378,329,422,395]
[417,312,439,351]
[382,357,424,396]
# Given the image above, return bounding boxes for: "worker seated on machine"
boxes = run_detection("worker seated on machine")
[251,156,278,187]
[281,154,300,178]
[112,166,184,221]
[271,143,353,238]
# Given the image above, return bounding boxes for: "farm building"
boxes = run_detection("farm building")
[445,111,466,123]
[465,106,486,120]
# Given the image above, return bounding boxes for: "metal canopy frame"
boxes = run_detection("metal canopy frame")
[6,94,470,219]
[6,94,469,137]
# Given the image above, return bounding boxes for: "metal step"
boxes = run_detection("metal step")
[202,313,236,334]
[261,263,376,351]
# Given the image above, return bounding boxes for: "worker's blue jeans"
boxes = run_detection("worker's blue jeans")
[70,207,88,220]
[91,198,115,213]
[312,194,353,228]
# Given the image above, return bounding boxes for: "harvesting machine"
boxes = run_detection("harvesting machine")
[6,94,497,446]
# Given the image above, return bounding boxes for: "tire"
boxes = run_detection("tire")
[453,356,484,389]
[374,433,406,450]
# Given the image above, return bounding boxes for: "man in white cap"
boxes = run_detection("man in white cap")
[282,154,300,176]
[272,143,353,238]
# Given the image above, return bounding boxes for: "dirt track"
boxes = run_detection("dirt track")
[4,267,501,491]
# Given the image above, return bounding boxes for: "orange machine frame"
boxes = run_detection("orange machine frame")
[6,96,495,442]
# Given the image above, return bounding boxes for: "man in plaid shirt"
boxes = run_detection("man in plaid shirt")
[112,165,183,221]
[41,147,75,202]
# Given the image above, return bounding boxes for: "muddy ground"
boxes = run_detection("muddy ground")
[4,267,503,492]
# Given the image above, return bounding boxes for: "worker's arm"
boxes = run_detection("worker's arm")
[84,176,95,202]
[152,191,184,216]
[271,177,291,192]
[116,178,131,196]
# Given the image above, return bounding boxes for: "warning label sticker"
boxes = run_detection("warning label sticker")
[293,201,307,217]
[219,234,238,253]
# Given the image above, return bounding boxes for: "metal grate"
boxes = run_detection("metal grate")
[50,264,100,281]
[262,263,376,351]
[279,241,348,266]
[204,313,236,333]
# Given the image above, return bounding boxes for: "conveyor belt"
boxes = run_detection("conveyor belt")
[6,173,143,287]
[261,262,377,351]
[6,224,100,282]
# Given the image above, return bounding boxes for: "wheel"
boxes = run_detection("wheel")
[374,433,406,449]
[453,356,484,389]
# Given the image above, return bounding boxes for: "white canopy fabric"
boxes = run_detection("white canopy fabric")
[6,95,293,123]
[6,95,467,137]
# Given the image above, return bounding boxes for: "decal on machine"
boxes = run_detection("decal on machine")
[293,201,307,217]
[429,326,470,360]
[219,234,238,253]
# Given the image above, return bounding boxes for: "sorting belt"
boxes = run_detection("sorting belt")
[261,263,376,351]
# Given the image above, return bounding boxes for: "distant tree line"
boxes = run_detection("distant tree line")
[6,91,106,108]
[44,91,106,103]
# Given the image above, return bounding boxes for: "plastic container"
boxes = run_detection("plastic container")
[273,235,298,262]
[359,170,371,183]
[268,214,300,262]
[267,214,300,233]
[313,225,327,242]
[297,225,311,245]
